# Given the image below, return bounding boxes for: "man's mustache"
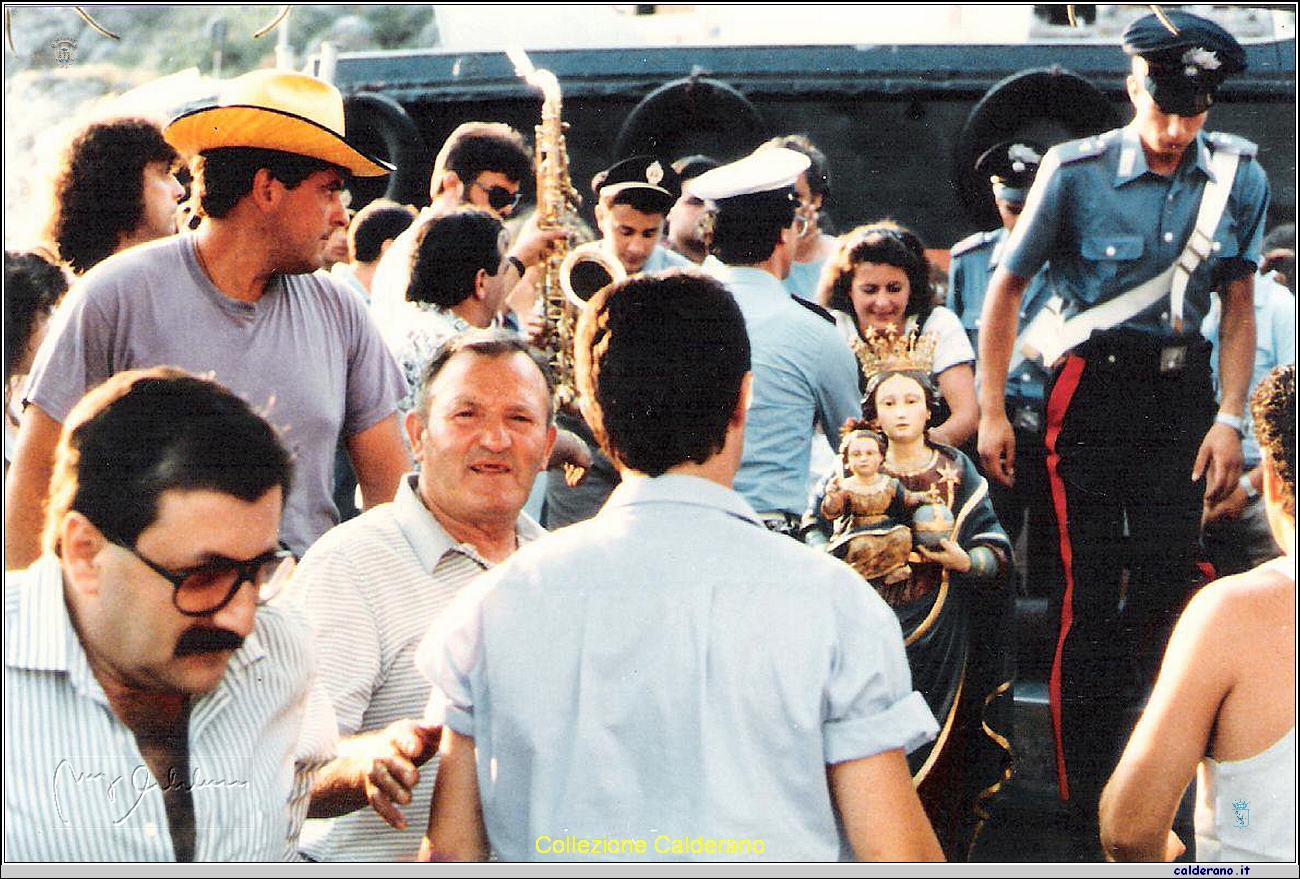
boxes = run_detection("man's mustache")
[174,627,245,657]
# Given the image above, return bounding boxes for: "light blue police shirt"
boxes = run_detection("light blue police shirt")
[948,226,1054,402]
[1002,126,1269,340]
[708,264,862,515]
[417,473,937,861]
[784,256,827,302]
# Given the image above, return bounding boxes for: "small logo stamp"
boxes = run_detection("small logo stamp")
[1231,800,1250,829]
[50,37,77,65]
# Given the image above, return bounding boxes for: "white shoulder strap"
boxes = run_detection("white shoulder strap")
[1020,146,1241,364]
[1169,147,1241,332]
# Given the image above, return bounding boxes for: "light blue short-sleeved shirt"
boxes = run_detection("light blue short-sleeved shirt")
[947,227,1054,402]
[1002,126,1269,340]
[417,474,937,861]
[639,244,693,274]
[784,254,827,302]
[707,264,861,515]
[1202,270,1296,466]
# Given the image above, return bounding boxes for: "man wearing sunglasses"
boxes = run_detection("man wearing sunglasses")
[370,122,564,344]
[5,367,337,861]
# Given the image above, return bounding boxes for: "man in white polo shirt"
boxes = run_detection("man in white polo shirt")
[289,330,555,861]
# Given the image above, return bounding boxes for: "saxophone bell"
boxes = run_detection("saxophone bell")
[559,241,627,309]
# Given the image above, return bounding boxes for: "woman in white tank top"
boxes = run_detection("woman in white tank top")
[1099,365,1296,862]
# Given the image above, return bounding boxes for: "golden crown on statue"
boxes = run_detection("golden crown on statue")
[851,327,937,383]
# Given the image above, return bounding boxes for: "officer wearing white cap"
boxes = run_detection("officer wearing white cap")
[691,147,860,532]
[948,140,1056,598]
[974,8,1268,832]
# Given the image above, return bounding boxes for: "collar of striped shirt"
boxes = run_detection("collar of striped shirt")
[393,472,546,574]
[5,553,335,861]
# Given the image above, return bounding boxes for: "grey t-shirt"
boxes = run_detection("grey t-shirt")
[24,233,405,556]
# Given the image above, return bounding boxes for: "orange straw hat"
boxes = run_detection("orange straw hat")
[164,69,392,177]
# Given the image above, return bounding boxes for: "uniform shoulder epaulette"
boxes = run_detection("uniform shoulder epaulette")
[1206,131,1259,158]
[949,230,997,258]
[1054,131,1115,165]
[791,296,836,323]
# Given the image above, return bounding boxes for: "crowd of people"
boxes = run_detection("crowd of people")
[3,8,1294,864]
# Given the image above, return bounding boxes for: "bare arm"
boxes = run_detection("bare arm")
[830,748,944,862]
[976,268,1029,487]
[346,413,411,509]
[1099,587,1234,861]
[419,728,488,862]
[929,362,978,448]
[309,719,440,828]
[4,405,64,569]
[1194,273,1254,504]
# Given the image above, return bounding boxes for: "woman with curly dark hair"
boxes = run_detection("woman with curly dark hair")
[817,222,980,448]
[44,117,184,274]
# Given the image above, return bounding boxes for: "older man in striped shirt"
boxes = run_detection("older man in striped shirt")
[287,330,555,860]
[4,368,337,861]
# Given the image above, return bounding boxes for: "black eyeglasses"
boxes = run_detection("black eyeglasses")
[111,539,296,617]
[470,180,523,213]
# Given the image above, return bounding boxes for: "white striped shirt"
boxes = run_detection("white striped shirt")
[286,473,543,861]
[4,555,338,861]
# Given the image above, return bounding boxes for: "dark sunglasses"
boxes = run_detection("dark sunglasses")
[470,180,523,213]
[111,539,296,617]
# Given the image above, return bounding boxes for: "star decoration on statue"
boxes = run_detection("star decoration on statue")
[935,461,961,507]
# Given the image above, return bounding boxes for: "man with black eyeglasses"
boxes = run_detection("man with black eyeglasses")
[4,367,338,861]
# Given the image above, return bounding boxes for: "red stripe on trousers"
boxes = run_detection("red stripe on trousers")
[1044,354,1086,802]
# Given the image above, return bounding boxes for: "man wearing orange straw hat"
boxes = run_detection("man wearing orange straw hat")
[7,69,412,567]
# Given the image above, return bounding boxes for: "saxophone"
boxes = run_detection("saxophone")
[508,48,583,411]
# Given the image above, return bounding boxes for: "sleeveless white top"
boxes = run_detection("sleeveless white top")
[1194,557,1296,862]
[1196,727,1296,862]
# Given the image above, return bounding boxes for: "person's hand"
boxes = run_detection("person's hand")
[1192,422,1243,506]
[508,215,568,269]
[915,538,971,573]
[1163,830,1186,862]
[548,428,592,485]
[524,310,547,348]
[978,410,1016,488]
[1202,484,1247,526]
[361,719,441,830]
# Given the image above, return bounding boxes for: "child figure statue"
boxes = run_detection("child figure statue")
[820,427,930,598]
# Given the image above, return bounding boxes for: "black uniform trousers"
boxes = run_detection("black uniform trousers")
[1041,332,1215,811]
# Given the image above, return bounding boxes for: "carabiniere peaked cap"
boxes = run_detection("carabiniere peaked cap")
[1122,10,1246,116]
[164,69,393,177]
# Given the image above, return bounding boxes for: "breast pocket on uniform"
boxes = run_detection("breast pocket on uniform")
[1081,235,1143,289]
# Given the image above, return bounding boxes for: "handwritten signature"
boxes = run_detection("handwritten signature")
[52,759,249,826]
